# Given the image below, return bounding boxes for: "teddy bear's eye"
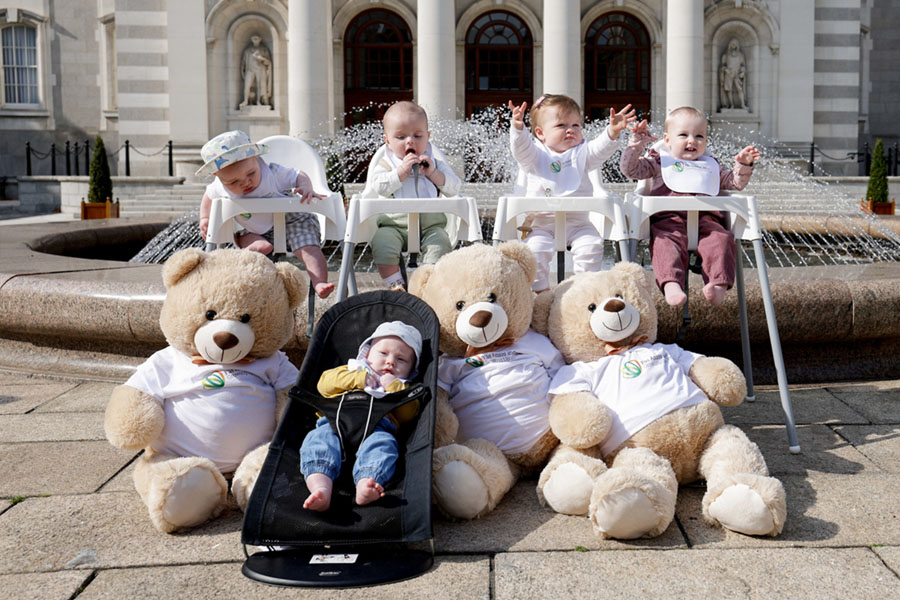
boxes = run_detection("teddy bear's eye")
[206,310,217,320]
[240,314,251,324]
[487,293,497,303]
[588,303,597,312]
[456,301,465,311]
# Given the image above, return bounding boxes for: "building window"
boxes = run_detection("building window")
[464,10,533,117]
[584,12,651,122]
[2,24,39,105]
[343,8,413,127]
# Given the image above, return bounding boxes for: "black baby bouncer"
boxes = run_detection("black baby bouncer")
[240,290,440,587]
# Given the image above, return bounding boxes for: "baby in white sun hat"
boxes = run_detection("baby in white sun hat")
[197,130,334,298]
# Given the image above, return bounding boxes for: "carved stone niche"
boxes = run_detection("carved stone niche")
[718,37,749,113]
[237,32,274,112]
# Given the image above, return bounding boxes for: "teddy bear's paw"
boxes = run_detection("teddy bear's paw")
[705,474,786,536]
[232,444,269,510]
[433,460,490,520]
[541,462,594,515]
[588,467,676,539]
[148,461,228,533]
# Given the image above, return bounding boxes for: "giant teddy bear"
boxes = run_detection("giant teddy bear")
[532,262,786,538]
[409,242,564,519]
[104,248,307,532]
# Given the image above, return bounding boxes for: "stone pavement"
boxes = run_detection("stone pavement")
[1,369,899,599]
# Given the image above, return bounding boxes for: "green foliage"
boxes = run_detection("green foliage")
[88,136,113,204]
[866,138,889,204]
[8,496,26,506]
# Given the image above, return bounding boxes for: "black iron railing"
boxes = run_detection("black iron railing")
[24,139,174,177]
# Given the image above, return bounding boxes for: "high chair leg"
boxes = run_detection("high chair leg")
[337,241,355,301]
[307,282,315,338]
[735,248,754,400]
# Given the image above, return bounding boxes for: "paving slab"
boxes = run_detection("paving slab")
[833,425,900,473]
[827,384,900,424]
[0,493,245,574]
[721,387,869,425]
[0,381,79,414]
[0,570,92,600]
[0,441,134,496]
[493,547,900,599]
[678,473,900,548]
[0,412,105,442]
[76,556,489,600]
[873,545,900,577]
[35,380,118,413]
[97,461,136,493]
[744,424,881,475]
[434,478,686,553]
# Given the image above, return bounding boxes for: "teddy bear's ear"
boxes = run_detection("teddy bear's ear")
[162,248,206,289]
[498,241,537,283]
[274,261,307,309]
[612,261,653,294]
[408,264,434,297]
[531,289,554,335]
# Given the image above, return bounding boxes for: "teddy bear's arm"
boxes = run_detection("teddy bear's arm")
[689,357,747,407]
[104,384,165,451]
[548,391,614,449]
[433,387,459,448]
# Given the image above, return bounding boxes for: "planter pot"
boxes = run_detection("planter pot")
[81,199,120,219]
[860,199,895,215]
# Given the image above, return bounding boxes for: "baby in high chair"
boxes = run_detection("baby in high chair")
[619,106,760,306]
[197,130,334,298]
[508,94,636,292]
[301,321,422,510]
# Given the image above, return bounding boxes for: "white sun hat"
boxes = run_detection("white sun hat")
[196,130,269,177]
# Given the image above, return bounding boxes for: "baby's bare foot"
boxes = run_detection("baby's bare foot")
[303,473,333,511]
[663,282,687,307]
[314,281,335,299]
[703,283,727,306]
[355,478,385,506]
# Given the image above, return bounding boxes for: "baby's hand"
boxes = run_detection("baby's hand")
[380,373,398,388]
[735,145,761,167]
[396,152,422,180]
[365,372,379,389]
[417,154,435,177]
[627,119,656,144]
[198,217,209,239]
[508,100,528,130]
[608,104,637,138]
[292,173,323,204]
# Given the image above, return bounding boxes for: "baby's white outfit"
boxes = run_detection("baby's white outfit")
[510,126,620,290]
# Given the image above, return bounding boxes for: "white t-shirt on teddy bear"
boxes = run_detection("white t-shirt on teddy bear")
[438,329,565,456]
[550,342,707,457]
[125,346,299,473]
[205,158,298,235]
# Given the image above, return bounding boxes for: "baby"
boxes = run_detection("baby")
[197,130,334,298]
[509,94,636,292]
[367,101,462,291]
[301,321,422,510]
[619,106,760,306]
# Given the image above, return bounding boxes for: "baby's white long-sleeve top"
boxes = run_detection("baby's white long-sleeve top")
[368,143,461,199]
[509,125,619,198]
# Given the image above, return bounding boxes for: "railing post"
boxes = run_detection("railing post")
[125,140,130,176]
[51,143,56,175]
[84,139,90,174]
[894,142,899,176]
[73,142,79,176]
[25,142,32,176]
[808,142,815,175]
[168,140,173,176]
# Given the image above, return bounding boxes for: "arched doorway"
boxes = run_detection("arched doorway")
[584,12,651,123]
[464,11,533,117]
[343,9,413,127]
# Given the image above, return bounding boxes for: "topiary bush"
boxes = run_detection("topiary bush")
[88,136,113,204]
[866,138,888,204]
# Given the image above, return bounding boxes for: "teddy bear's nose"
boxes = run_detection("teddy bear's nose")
[213,331,240,350]
[469,310,493,328]
[604,299,626,313]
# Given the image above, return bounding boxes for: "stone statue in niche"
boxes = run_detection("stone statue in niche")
[718,38,747,111]
[239,35,273,109]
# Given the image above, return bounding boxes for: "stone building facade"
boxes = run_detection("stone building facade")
[0,0,894,182]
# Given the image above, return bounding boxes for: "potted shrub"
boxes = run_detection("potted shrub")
[861,138,894,215]
[81,136,119,219]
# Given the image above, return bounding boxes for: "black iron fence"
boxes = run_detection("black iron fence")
[807,141,900,177]
[24,140,174,177]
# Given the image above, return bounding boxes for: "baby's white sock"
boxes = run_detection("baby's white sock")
[382,271,404,286]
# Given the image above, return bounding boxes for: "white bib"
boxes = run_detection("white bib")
[531,145,587,197]
[659,149,720,196]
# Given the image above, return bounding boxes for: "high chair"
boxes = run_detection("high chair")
[204,135,347,336]
[335,144,481,300]
[625,185,800,454]
[492,167,631,283]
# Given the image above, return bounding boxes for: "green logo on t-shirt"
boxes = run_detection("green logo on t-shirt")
[465,356,485,368]
[549,160,562,173]
[622,360,642,379]
[202,371,226,388]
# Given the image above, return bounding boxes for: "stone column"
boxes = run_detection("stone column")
[288,0,330,139]
[776,0,814,149]
[665,0,704,112]
[167,0,208,176]
[417,0,456,121]
[542,0,581,101]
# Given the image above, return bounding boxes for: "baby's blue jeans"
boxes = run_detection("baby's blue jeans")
[300,416,399,486]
